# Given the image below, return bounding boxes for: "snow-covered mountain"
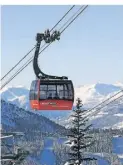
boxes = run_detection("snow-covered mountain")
[75,82,122,107]
[1,82,123,108]
[1,99,66,136]
[1,82,123,129]
[62,98,123,129]
[1,99,67,165]
[0,86,30,110]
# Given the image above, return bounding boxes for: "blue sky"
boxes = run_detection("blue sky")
[1,5,123,88]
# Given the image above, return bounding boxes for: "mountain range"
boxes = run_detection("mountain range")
[1,99,66,136]
[1,82,123,129]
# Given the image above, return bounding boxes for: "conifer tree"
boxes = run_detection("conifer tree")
[65,98,96,165]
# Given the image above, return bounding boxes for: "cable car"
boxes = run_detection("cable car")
[29,32,74,110]
[29,79,74,110]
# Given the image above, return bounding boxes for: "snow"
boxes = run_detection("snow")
[65,140,78,147]
[1,82,122,109]
[1,82,123,129]
[118,154,123,159]
[1,135,13,139]
[64,161,84,165]
[114,113,123,117]
[1,100,66,136]
[64,162,70,165]
[113,121,123,129]
[74,82,122,107]
[1,97,123,165]
[114,82,123,88]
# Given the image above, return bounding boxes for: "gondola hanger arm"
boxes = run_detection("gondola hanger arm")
[33,30,68,80]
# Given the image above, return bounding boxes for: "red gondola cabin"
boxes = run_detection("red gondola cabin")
[29,79,74,110]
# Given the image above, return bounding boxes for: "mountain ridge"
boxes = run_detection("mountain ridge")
[1,82,123,129]
[1,99,66,136]
[1,82,123,106]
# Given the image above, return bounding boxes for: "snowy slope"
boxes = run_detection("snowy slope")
[1,99,68,165]
[61,100,123,129]
[1,99,66,136]
[1,82,123,129]
[89,100,123,129]
[58,83,123,129]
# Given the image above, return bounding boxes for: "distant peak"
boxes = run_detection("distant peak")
[0,85,28,91]
[114,81,123,88]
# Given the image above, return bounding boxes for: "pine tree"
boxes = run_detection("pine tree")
[64,98,96,165]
